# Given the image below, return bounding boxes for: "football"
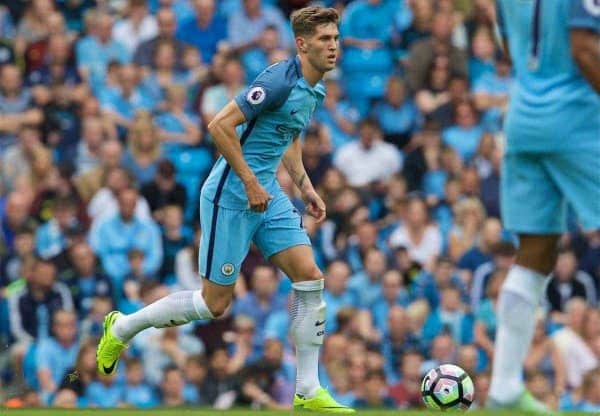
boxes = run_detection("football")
[421,364,474,411]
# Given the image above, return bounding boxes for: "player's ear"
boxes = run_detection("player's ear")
[296,36,308,53]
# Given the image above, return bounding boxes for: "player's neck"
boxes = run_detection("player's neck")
[298,55,323,87]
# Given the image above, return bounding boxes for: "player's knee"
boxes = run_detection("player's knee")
[301,265,323,282]
[516,235,559,275]
[204,296,231,318]
[207,303,229,318]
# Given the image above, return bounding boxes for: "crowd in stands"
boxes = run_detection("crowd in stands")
[0,0,599,410]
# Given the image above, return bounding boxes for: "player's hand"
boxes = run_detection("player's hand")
[303,189,326,224]
[245,179,272,212]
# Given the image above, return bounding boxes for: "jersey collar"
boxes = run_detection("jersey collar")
[294,55,326,98]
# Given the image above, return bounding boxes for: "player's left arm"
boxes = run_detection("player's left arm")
[494,0,511,64]
[570,0,600,93]
[571,29,600,93]
[281,137,326,223]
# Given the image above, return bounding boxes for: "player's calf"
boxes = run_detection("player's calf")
[112,290,214,343]
[291,279,326,398]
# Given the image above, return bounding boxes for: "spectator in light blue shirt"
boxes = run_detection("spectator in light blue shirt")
[35,197,82,260]
[262,308,289,350]
[351,370,396,409]
[36,310,80,399]
[371,76,421,150]
[412,257,469,310]
[442,100,484,162]
[468,27,497,86]
[473,58,512,134]
[141,41,189,107]
[423,285,474,346]
[344,221,390,274]
[160,366,190,406]
[339,0,397,105]
[137,325,204,386]
[239,24,279,83]
[0,6,15,39]
[372,270,410,334]
[154,84,203,156]
[123,358,160,408]
[85,373,124,408]
[148,0,195,23]
[314,79,360,150]
[201,56,246,126]
[182,354,208,404]
[176,0,227,64]
[347,248,387,309]
[457,217,502,279]
[233,265,286,343]
[63,242,114,318]
[323,261,358,333]
[76,11,130,91]
[89,187,163,287]
[227,0,292,54]
[98,64,156,133]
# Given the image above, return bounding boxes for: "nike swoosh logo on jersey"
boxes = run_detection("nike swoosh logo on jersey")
[315,320,326,326]
[291,109,300,115]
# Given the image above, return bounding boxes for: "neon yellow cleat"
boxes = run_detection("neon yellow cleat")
[487,390,556,414]
[293,387,355,413]
[96,311,128,376]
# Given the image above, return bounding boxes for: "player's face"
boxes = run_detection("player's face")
[305,23,339,73]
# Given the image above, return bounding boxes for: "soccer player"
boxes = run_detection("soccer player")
[96,6,354,413]
[488,0,599,412]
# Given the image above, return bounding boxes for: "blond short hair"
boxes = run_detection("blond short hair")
[291,6,339,38]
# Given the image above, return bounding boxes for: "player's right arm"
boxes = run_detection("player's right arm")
[207,101,272,212]
[569,0,600,93]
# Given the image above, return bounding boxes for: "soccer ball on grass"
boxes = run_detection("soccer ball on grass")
[421,364,474,411]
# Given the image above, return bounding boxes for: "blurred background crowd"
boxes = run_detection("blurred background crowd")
[0,0,599,411]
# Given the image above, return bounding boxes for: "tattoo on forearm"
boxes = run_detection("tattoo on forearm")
[298,173,307,188]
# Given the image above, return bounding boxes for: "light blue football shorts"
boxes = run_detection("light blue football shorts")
[199,191,311,285]
[501,149,600,234]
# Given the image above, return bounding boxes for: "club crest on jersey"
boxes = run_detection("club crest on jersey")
[584,0,600,16]
[221,263,235,276]
[247,87,266,105]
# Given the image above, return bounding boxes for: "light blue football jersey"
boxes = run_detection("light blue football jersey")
[497,0,600,152]
[201,56,326,209]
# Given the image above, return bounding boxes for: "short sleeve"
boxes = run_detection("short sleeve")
[234,62,293,121]
[570,0,600,33]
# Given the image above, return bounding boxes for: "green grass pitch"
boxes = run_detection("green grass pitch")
[0,410,592,415]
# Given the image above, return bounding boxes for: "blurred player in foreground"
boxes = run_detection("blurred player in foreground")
[96,6,354,413]
[489,0,599,412]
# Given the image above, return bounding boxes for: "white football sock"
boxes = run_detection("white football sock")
[489,265,549,404]
[113,290,213,342]
[291,279,325,399]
